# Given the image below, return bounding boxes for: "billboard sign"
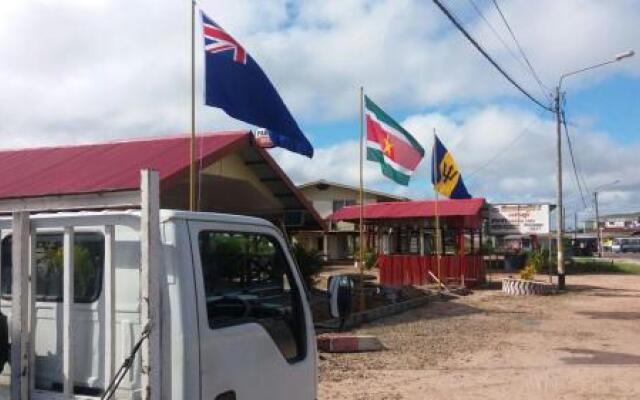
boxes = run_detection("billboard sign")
[488,204,550,235]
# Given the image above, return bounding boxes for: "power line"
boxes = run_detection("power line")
[562,96,593,204]
[466,108,546,180]
[490,0,550,100]
[561,108,587,208]
[432,0,553,112]
[465,0,546,100]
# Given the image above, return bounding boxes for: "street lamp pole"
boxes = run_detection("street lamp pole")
[554,49,634,290]
[593,179,620,258]
[594,191,601,257]
[554,87,565,288]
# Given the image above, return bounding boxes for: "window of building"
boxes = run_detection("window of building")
[332,199,356,213]
[284,210,305,227]
[1,233,104,303]
[198,231,306,362]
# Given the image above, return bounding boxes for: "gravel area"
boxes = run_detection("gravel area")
[319,273,640,400]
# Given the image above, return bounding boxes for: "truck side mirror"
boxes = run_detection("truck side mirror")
[328,275,354,320]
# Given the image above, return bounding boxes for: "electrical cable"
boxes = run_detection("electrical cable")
[466,107,546,180]
[432,0,553,112]
[490,0,550,100]
[561,108,588,209]
[466,0,545,99]
[561,96,593,205]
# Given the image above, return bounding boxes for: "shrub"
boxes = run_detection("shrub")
[526,248,549,273]
[363,250,377,270]
[352,246,377,270]
[291,243,323,289]
[481,241,497,256]
[519,263,537,280]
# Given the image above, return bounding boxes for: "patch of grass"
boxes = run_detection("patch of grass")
[569,257,640,275]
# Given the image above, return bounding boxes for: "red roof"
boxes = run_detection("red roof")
[0,132,249,199]
[331,198,485,222]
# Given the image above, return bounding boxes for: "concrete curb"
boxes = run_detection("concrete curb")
[323,295,431,330]
[317,334,384,353]
[502,278,555,295]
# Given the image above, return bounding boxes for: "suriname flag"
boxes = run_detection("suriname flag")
[365,95,425,186]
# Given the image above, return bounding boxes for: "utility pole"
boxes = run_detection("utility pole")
[594,191,602,257]
[552,49,634,290]
[574,212,578,240]
[555,87,565,290]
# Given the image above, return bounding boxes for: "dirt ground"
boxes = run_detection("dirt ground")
[318,273,640,400]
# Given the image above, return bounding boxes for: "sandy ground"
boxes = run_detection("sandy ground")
[318,273,640,400]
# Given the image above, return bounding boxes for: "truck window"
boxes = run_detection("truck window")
[1,233,104,303]
[198,231,306,362]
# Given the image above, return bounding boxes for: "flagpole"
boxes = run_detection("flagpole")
[358,86,365,311]
[433,129,442,290]
[189,0,196,211]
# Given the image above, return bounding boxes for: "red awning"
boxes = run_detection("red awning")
[330,198,485,222]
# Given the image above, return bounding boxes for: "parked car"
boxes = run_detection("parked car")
[611,237,640,253]
[571,238,597,256]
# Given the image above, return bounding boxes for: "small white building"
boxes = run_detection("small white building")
[602,212,640,229]
[296,180,407,261]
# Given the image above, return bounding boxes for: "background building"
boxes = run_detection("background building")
[296,180,407,261]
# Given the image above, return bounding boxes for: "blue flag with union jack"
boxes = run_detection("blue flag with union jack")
[201,12,313,158]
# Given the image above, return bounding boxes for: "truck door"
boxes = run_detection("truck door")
[189,221,315,400]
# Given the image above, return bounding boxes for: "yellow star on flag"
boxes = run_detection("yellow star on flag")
[383,135,393,156]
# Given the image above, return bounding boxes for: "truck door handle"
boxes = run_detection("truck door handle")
[215,390,236,400]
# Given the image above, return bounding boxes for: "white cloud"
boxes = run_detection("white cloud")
[271,139,388,187]
[273,104,640,218]
[0,0,638,220]
[2,0,639,145]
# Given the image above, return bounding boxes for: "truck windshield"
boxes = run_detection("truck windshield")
[198,230,306,362]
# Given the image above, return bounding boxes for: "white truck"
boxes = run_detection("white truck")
[0,170,351,400]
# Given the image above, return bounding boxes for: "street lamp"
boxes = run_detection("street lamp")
[593,179,620,257]
[554,49,634,290]
[615,49,635,61]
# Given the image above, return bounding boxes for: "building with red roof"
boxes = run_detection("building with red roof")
[329,198,487,287]
[0,131,324,231]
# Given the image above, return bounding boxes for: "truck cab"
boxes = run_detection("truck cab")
[0,173,318,400]
[163,210,317,399]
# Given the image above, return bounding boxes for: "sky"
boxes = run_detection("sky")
[1,0,639,228]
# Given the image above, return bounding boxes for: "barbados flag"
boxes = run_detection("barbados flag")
[365,96,425,186]
[431,135,472,199]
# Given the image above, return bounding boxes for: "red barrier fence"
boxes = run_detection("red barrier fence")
[378,254,485,288]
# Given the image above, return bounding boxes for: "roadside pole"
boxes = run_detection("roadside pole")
[553,50,634,289]
[432,131,442,289]
[555,87,565,290]
[358,87,365,311]
[594,192,602,257]
[189,0,196,211]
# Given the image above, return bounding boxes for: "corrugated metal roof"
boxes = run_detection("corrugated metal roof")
[0,132,249,199]
[297,179,409,201]
[330,198,485,221]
